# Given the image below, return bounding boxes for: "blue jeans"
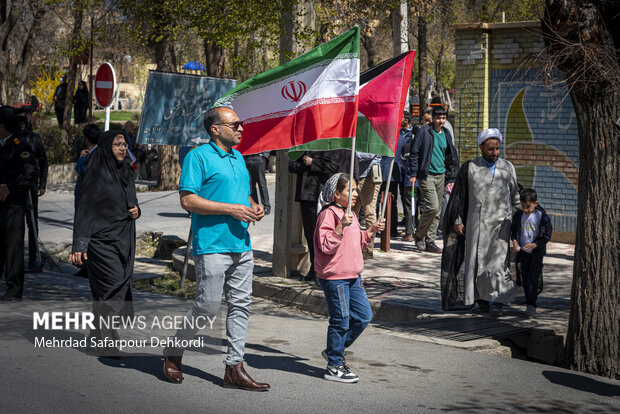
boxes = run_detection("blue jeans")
[319,276,373,367]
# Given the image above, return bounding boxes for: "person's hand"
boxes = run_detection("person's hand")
[512,240,520,252]
[409,177,416,186]
[370,218,385,234]
[446,182,454,194]
[230,204,259,223]
[302,155,313,166]
[252,204,265,221]
[0,184,10,201]
[70,252,87,266]
[128,205,139,219]
[80,149,89,158]
[38,188,46,197]
[454,224,465,236]
[523,242,536,252]
[340,213,353,227]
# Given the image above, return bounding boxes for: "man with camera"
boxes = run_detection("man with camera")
[0,106,37,300]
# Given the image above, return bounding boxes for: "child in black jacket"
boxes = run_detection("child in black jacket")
[511,188,552,316]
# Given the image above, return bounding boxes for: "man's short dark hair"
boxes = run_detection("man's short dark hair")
[83,123,101,144]
[520,188,538,204]
[432,106,448,118]
[203,107,223,137]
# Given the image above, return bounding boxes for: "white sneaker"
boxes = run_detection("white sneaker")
[324,365,359,383]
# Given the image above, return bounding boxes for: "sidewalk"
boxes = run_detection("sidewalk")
[173,232,574,365]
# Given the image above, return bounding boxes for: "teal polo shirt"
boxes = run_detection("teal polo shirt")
[179,141,251,254]
[429,128,447,174]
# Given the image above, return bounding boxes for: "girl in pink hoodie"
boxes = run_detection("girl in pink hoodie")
[314,173,385,383]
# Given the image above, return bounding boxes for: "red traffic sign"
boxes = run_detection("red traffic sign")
[94,62,116,108]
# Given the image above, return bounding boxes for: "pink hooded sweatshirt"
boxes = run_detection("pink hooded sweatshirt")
[313,205,371,280]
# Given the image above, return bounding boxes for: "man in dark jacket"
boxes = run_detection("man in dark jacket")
[289,151,338,281]
[407,106,458,253]
[53,75,68,127]
[18,113,48,270]
[0,106,37,300]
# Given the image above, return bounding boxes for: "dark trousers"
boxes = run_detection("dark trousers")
[519,249,544,307]
[300,200,317,277]
[400,182,414,236]
[55,106,64,126]
[0,202,26,297]
[245,156,270,214]
[379,181,399,233]
[25,187,39,263]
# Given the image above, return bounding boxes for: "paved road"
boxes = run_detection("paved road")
[10,185,618,412]
[2,270,619,413]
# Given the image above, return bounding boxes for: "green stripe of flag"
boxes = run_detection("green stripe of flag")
[215,27,360,106]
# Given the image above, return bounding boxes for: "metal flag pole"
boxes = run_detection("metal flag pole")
[346,135,356,214]
[379,157,395,220]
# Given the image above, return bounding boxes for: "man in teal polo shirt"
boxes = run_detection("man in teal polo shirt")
[407,106,459,253]
[163,107,270,391]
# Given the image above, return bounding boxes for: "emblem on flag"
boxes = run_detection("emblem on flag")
[281,81,307,103]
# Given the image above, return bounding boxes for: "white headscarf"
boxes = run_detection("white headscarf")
[318,172,344,211]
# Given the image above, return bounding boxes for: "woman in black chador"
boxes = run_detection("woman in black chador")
[73,81,89,124]
[70,130,140,355]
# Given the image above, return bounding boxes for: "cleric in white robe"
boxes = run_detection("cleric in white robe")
[440,128,521,311]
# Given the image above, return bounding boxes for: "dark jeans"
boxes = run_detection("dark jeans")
[319,276,373,366]
[518,249,544,307]
[0,202,26,297]
[300,200,317,277]
[245,156,270,214]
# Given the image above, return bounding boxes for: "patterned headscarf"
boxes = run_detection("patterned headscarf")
[318,172,344,210]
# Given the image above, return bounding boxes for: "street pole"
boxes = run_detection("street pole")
[89,14,93,120]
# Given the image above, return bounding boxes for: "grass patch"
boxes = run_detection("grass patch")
[134,267,197,301]
[90,110,140,122]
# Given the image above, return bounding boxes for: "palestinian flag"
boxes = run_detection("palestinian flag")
[288,50,416,159]
[214,27,360,155]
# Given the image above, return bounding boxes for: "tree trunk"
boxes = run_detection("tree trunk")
[156,146,181,191]
[0,0,27,103]
[416,15,428,120]
[150,37,180,190]
[361,31,376,69]
[8,2,47,102]
[61,6,84,148]
[203,39,226,77]
[543,0,620,379]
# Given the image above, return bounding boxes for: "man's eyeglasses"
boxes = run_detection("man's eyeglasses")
[112,143,128,149]
[215,121,243,131]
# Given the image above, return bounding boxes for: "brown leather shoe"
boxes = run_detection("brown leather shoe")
[223,362,270,391]
[163,347,184,384]
[425,241,443,254]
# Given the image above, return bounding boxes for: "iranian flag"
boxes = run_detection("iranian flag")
[214,27,360,155]
[288,50,416,159]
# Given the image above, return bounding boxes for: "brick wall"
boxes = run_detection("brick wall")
[454,22,578,239]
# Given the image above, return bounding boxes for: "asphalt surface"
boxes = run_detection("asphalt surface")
[2,270,619,413]
[2,183,618,413]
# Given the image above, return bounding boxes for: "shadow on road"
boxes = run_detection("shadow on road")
[543,370,620,397]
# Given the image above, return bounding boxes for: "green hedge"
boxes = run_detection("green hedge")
[36,119,138,165]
